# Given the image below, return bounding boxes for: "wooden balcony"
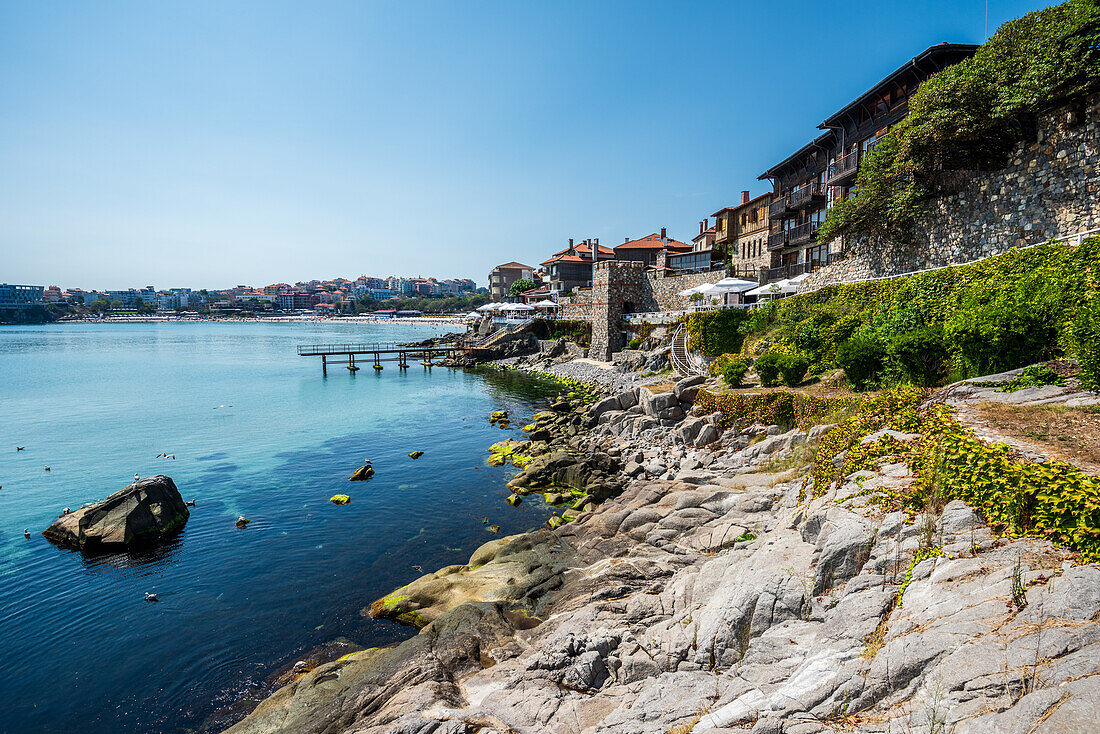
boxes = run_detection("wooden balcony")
[788,221,819,245]
[767,230,789,251]
[768,194,794,219]
[827,150,859,186]
[789,183,825,210]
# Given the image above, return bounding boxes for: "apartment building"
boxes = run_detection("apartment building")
[541,239,614,296]
[488,262,536,300]
[759,43,978,281]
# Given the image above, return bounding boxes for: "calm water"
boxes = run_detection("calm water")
[0,322,559,734]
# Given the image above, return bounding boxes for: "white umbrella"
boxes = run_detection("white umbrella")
[477,302,501,311]
[712,277,759,292]
[746,279,797,297]
[465,311,481,319]
[500,302,535,311]
[678,284,707,297]
[533,300,559,308]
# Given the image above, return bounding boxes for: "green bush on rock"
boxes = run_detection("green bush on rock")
[888,326,949,387]
[836,332,886,391]
[1071,297,1100,391]
[721,358,752,388]
[778,354,810,388]
[754,353,784,388]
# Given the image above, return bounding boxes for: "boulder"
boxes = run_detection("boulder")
[42,475,189,552]
[673,374,707,403]
[330,494,351,505]
[349,465,374,481]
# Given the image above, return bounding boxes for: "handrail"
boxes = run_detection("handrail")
[669,324,705,377]
[296,342,457,355]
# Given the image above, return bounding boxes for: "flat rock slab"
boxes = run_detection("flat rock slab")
[43,475,189,552]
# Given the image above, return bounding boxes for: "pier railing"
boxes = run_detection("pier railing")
[297,342,411,355]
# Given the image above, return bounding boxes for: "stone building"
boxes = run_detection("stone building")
[760,43,978,282]
[804,93,1100,288]
[613,229,691,268]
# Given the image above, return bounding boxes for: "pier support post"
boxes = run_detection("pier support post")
[322,354,327,376]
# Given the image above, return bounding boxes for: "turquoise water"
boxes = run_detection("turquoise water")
[0,322,559,734]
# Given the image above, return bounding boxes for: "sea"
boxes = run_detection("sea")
[0,321,561,734]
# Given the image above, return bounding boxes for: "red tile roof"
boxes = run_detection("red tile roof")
[494,262,534,271]
[615,233,691,251]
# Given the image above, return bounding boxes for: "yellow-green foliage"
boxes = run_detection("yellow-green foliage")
[908,406,1100,561]
[684,310,751,357]
[896,545,944,607]
[695,389,860,431]
[748,239,1100,382]
[809,387,925,496]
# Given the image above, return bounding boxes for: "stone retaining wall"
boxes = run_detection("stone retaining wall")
[803,94,1100,290]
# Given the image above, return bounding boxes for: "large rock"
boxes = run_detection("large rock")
[42,475,189,552]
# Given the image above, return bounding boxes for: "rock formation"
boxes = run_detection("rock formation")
[43,475,189,552]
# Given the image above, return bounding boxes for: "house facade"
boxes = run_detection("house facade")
[488,262,535,300]
[541,239,614,296]
[759,43,978,281]
[613,229,691,268]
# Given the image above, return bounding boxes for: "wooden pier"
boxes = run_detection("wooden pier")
[297,342,461,375]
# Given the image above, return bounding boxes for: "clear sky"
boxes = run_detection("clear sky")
[0,0,1047,290]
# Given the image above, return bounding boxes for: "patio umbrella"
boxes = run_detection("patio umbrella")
[712,277,759,293]
[477,302,501,311]
[678,284,707,297]
[745,279,797,297]
[500,302,536,311]
[533,300,559,308]
[465,312,481,319]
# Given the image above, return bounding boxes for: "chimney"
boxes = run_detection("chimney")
[698,220,704,235]
[741,190,750,205]
[568,238,574,253]
[625,236,630,243]
[592,238,599,262]
[660,227,667,241]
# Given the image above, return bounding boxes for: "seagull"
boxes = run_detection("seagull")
[44,466,50,471]
[61,507,71,515]
[134,473,141,482]
[185,499,196,507]
[156,453,166,459]
[16,446,24,451]
[168,454,175,460]
[144,592,159,602]
[235,516,250,528]
[24,529,30,539]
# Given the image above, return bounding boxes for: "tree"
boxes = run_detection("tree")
[90,297,111,312]
[509,278,536,296]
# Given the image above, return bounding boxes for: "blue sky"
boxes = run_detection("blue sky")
[0,0,1047,290]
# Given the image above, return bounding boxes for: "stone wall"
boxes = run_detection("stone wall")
[589,261,647,361]
[643,269,731,312]
[803,94,1100,290]
[558,289,593,320]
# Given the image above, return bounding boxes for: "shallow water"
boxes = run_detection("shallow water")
[0,322,559,734]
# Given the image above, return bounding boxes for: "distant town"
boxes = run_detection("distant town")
[0,275,482,320]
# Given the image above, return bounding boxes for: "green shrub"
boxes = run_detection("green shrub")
[945,299,1059,376]
[721,358,752,387]
[778,354,810,387]
[709,353,749,377]
[685,309,751,357]
[754,352,784,387]
[836,333,886,390]
[888,326,949,387]
[625,337,643,350]
[1071,298,1100,390]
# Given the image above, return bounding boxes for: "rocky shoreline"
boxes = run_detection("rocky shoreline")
[224,355,1100,734]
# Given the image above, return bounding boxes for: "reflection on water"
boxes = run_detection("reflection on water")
[0,322,561,734]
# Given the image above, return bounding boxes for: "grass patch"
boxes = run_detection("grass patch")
[974,401,1100,471]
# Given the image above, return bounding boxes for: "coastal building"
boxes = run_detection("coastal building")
[759,42,978,281]
[728,190,772,277]
[275,292,312,310]
[613,230,691,268]
[488,262,536,300]
[541,239,614,297]
[0,283,45,308]
[667,221,717,274]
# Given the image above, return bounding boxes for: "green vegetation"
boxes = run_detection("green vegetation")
[532,317,591,347]
[356,293,488,314]
[509,278,536,296]
[694,389,861,432]
[990,364,1065,392]
[1071,296,1100,390]
[720,358,752,388]
[753,352,784,388]
[693,239,1100,391]
[778,354,810,388]
[820,0,1100,242]
[684,310,751,357]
